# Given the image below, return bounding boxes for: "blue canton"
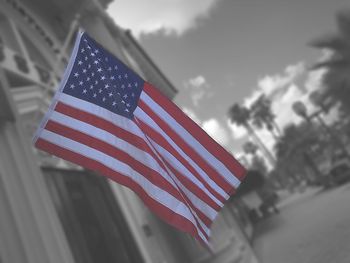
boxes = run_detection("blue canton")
[62,33,144,119]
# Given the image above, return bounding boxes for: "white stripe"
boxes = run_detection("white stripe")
[140,91,241,188]
[50,111,217,227]
[57,93,144,138]
[38,129,209,243]
[134,107,229,201]
[50,111,178,188]
[146,136,225,210]
[139,130,213,236]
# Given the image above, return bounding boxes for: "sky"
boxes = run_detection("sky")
[107,0,350,162]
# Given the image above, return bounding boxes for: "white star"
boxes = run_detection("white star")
[110,76,115,80]
[109,92,113,97]
[70,84,75,89]
[118,75,122,79]
[84,56,88,61]
[89,85,93,89]
[94,60,99,65]
[114,65,118,70]
[81,48,85,53]
[125,108,129,112]
[134,82,138,87]
[86,77,90,81]
[74,72,79,77]
[90,52,95,57]
[98,89,102,93]
[100,75,106,81]
[123,94,128,99]
[82,69,87,73]
[124,73,128,78]
[82,89,87,94]
[108,67,112,71]
[128,83,132,88]
[78,60,83,65]
[79,81,83,86]
[91,72,95,77]
[97,67,102,72]
[121,84,125,89]
[131,93,135,97]
[87,45,91,50]
[93,93,97,98]
[94,49,99,54]
[104,84,109,89]
[102,97,106,102]
[112,101,117,106]
[126,103,130,107]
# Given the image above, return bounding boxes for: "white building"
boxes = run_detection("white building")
[0,0,259,262]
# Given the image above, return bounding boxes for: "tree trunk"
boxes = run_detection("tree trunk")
[245,123,276,168]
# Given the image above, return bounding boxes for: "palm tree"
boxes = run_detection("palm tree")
[308,90,331,113]
[274,123,323,183]
[228,103,276,166]
[250,94,282,139]
[242,141,258,156]
[310,9,350,115]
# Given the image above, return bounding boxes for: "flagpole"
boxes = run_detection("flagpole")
[54,14,81,76]
[34,14,80,125]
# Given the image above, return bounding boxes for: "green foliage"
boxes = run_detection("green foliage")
[227,103,250,126]
[310,9,350,115]
[243,141,258,155]
[250,155,268,176]
[236,170,265,196]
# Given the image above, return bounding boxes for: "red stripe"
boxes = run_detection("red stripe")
[53,103,213,230]
[162,159,215,227]
[138,99,234,196]
[55,102,169,175]
[35,138,208,245]
[45,119,212,233]
[44,120,182,200]
[143,82,246,181]
[136,117,225,208]
[55,102,150,153]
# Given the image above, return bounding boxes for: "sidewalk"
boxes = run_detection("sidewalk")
[276,186,324,209]
[252,186,324,263]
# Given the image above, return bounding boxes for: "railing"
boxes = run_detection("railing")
[0,41,56,91]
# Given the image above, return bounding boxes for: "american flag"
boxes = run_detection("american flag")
[33,31,246,247]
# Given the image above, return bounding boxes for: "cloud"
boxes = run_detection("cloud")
[258,62,304,94]
[181,107,202,125]
[184,75,213,107]
[304,68,326,93]
[233,62,309,157]
[243,62,306,127]
[182,107,231,147]
[273,84,304,127]
[107,0,221,37]
[202,118,230,146]
[188,75,206,87]
[227,121,248,140]
[244,62,305,108]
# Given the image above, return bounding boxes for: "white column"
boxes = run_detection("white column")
[0,68,75,263]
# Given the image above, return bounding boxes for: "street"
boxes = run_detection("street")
[253,183,350,263]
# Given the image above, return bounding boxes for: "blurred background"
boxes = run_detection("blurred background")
[0,0,350,262]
